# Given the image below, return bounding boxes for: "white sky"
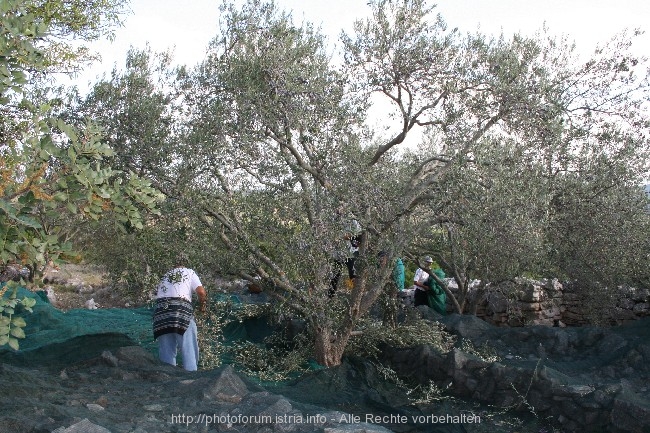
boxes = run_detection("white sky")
[66,0,650,94]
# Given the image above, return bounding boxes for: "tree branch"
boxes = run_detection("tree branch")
[369,90,449,165]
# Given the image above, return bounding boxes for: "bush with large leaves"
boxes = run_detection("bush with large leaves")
[0,0,162,350]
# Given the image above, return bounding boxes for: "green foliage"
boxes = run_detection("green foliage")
[195,299,236,371]
[0,1,48,94]
[346,316,455,360]
[229,333,313,382]
[412,29,650,312]
[70,46,178,182]
[419,140,550,286]
[67,46,233,299]
[548,177,650,289]
[196,297,274,372]
[16,0,129,74]
[0,0,164,350]
[0,111,163,271]
[80,195,233,302]
[0,283,37,350]
[1,0,162,273]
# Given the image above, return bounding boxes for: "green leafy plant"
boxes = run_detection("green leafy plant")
[0,283,36,350]
[1,0,162,280]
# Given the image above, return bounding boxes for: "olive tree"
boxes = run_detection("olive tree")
[412,30,650,312]
[63,47,184,292]
[70,47,179,184]
[542,32,650,288]
[164,0,602,366]
[70,0,649,365]
[409,139,551,313]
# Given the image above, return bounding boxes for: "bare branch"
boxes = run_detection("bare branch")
[369,90,449,165]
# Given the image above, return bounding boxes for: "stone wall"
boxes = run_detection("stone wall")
[449,278,650,327]
[381,314,650,433]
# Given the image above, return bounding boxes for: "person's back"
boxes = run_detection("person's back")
[152,260,206,371]
[156,267,202,301]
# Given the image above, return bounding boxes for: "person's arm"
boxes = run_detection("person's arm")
[195,285,207,313]
[413,269,421,283]
[415,270,431,290]
[414,280,428,289]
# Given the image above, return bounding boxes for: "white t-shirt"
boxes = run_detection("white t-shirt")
[414,268,429,291]
[155,267,202,301]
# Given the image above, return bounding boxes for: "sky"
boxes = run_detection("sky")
[66,0,650,94]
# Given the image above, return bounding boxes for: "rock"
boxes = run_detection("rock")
[441,314,492,340]
[52,419,111,433]
[113,346,158,367]
[610,391,650,433]
[45,286,57,304]
[415,305,444,321]
[485,292,509,314]
[203,365,250,402]
[566,385,595,397]
[515,301,541,312]
[85,298,98,309]
[465,278,650,327]
[100,350,119,367]
[86,403,105,412]
[527,389,552,411]
[255,395,293,418]
[519,285,542,302]
[398,288,415,307]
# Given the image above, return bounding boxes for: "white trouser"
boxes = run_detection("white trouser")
[157,318,199,371]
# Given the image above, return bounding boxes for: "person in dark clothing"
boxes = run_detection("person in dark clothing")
[328,218,362,297]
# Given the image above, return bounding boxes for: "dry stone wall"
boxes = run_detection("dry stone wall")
[382,314,650,433]
[448,278,650,327]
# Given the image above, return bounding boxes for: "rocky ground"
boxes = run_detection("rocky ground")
[0,333,549,433]
[0,341,403,433]
[40,263,128,310]
[2,264,649,433]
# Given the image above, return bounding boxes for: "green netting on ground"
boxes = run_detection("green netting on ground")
[0,287,155,365]
[0,287,275,367]
[222,315,274,343]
